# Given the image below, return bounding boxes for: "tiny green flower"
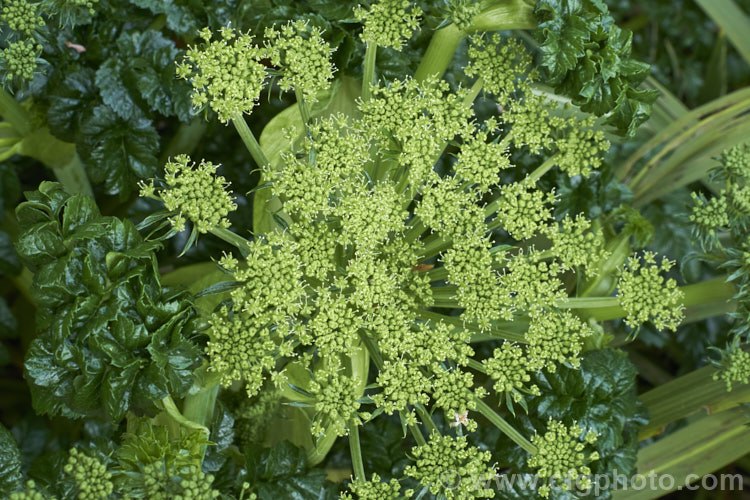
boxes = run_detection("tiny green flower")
[690,191,730,236]
[310,369,362,437]
[526,310,593,372]
[720,142,750,182]
[555,117,609,178]
[446,0,481,32]
[527,419,599,498]
[336,180,408,249]
[264,20,336,102]
[551,214,608,270]
[8,480,48,500]
[1,39,42,87]
[1,0,45,36]
[63,448,114,499]
[373,359,432,414]
[483,342,539,397]
[431,366,483,431]
[712,338,750,391]
[501,250,566,312]
[455,130,511,193]
[405,433,496,499]
[342,473,406,500]
[493,180,556,240]
[465,34,534,98]
[146,154,237,234]
[178,27,267,122]
[354,0,422,51]
[502,93,554,154]
[616,251,685,331]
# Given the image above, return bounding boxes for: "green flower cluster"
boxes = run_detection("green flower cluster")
[455,129,511,193]
[354,0,422,50]
[483,342,539,402]
[554,116,608,178]
[501,93,554,154]
[133,463,218,500]
[617,252,685,331]
[265,20,336,102]
[8,481,51,500]
[178,27,267,122]
[404,433,496,499]
[465,34,533,97]
[1,0,44,36]
[341,473,408,499]
[310,370,362,437]
[502,251,566,312]
[65,0,98,16]
[721,142,750,182]
[63,448,114,499]
[493,180,555,240]
[0,39,41,87]
[713,339,750,391]
[207,234,305,395]
[551,215,608,270]
[446,0,481,32]
[526,310,592,371]
[131,14,691,488]
[527,419,599,498]
[140,154,237,233]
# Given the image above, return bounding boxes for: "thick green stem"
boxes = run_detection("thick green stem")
[467,358,486,374]
[53,153,93,197]
[348,421,366,482]
[408,422,427,446]
[0,87,31,136]
[579,233,631,298]
[561,277,737,322]
[414,404,439,436]
[526,153,559,184]
[414,24,465,82]
[160,395,210,436]
[474,397,537,454]
[295,89,312,127]
[358,330,384,370]
[467,0,538,33]
[160,119,208,164]
[414,308,528,343]
[362,43,377,102]
[231,115,270,168]
[209,226,251,255]
[465,77,484,105]
[183,381,220,429]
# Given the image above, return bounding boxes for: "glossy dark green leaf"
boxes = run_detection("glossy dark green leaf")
[46,67,99,143]
[247,441,338,500]
[17,184,201,421]
[104,361,141,422]
[129,0,200,36]
[78,105,159,198]
[95,57,139,121]
[0,423,23,496]
[61,195,101,237]
[203,402,235,473]
[534,0,659,135]
[14,222,66,270]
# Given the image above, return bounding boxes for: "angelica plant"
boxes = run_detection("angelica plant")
[136,3,693,498]
[4,1,749,499]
